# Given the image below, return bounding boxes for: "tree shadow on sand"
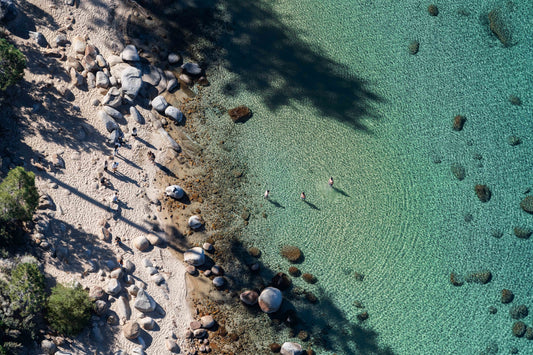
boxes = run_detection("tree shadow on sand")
[126,0,383,131]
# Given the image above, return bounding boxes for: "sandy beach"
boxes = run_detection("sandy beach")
[0,0,221,352]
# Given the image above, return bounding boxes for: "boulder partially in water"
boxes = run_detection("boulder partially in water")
[184,247,205,266]
[258,287,282,313]
[280,342,304,355]
[228,106,252,123]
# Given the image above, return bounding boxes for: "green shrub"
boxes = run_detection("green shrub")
[46,283,92,336]
[8,262,45,317]
[0,39,25,91]
[0,167,39,241]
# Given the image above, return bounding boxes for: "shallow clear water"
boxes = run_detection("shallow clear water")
[199,0,533,353]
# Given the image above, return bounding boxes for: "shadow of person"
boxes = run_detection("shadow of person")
[332,186,350,197]
[303,200,320,210]
[267,199,285,209]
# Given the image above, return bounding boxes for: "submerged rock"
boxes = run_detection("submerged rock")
[281,245,302,263]
[428,4,439,16]
[520,196,533,214]
[474,184,491,202]
[228,105,252,123]
[466,271,492,284]
[488,8,512,47]
[514,227,532,239]
[452,115,466,131]
[451,163,466,180]
[408,40,419,55]
[513,321,527,337]
[501,289,514,303]
[510,304,528,319]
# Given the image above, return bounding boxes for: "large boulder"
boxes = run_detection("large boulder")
[513,321,527,337]
[465,271,492,284]
[123,320,140,339]
[129,106,145,124]
[121,45,140,62]
[510,305,528,319]
[105,278,121,295]
[280,342,304,355]
[188,215,203,230]
[258,287,282,313]
[96,71,110,88]
[103,106,123,120]
[184,247,205,266]
[134,289,155,313]
[240,290,258,305]
[151,95,168,112]
[451,163,465,180]
[281,245,302,263]
[116,295,131,320]
[133,235,150,251]
[501,289,514,303]
[121,66,142,98]
[165,185,184,199]
[165,106,183,123]
[181,62,202,76]
[94,300,108,316]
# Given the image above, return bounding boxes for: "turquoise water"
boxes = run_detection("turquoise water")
[198,0,532,353]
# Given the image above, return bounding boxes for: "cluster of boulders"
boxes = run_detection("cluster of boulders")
[184,315,216,353]
[449,270,492,286]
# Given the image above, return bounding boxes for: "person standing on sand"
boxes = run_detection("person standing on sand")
[113,142,120,157]
[300,192,306,200]
[328,177,334,187]
[264,190,270,199]
[111,161,119,173]
[103,160,108,171]
[147,151,155,164]
[132,127,138,137]
[112,192,118,204]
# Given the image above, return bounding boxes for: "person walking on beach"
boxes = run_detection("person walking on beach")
[264,190,270,199]
[103,159,108,171]
[112,192,118,204]
[300,192,306,200]
[111,161,119,173]
[113,142,121,157]
[132,127,138,137]
[328,177,334,187]
[147,151,155,164]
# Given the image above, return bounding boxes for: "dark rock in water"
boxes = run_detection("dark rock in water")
[269,343,281,353]
[428,5,438,16]
[509,95,522,106]
[453,115,466,131]
[353,300,364,308]
[281,245,302,263]
[507,135,521,146]
[284,309,299,327]
[354,272,365,281]
[520,196,533,214]
[501,289,514,303]
[288,266,301,277]
[488,8,512,46]
[228,105,252,123]
[512,321,527,337]
[525,327,533,340]
[450,272,464,286]
[357,311,369,322]
[472,153,483,160]
[0,0,17,22]
[302,273,317,284]
[491,230,503,238]
[463,213,473,223]
[466,271,492,284]
[451,163,466,180]
[488,306,497,314]
[305,292,318,303]
[510,305,528,319]
[271,272,291,290]
[475,185,491,202]
[408,40,419,55]
[513,227,532,239]
[248,247,261,258]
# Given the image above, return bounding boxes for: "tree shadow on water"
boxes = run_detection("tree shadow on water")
[225,238,395,354]
[129,0,382,131]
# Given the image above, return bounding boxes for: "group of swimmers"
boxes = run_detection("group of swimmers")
[263,177,334,201]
